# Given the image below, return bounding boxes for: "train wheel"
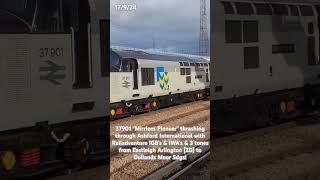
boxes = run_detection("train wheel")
[196,92,204,100]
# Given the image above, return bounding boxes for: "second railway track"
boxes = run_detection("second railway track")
[175,114,320,180]
[215,116,320,180]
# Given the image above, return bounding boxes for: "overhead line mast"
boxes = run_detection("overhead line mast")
[199,0,209,56]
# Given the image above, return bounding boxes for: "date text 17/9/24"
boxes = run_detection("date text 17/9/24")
[115,4,137,11]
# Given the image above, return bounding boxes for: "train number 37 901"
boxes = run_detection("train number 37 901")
[40,48,64,58]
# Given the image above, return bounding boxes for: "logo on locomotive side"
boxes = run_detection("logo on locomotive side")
[157,67,169,91]
[39,60,66,85]
[122,76,131,88]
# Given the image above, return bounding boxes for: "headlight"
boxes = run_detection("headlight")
[111,109,116,116]
[1,151,16,171]
[152,101,157,107]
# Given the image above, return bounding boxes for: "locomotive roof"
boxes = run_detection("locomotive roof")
[112,48,209,63]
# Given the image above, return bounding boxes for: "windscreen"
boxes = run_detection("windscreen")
[0,0,36,33]
[0,0,71,34]
[110,50,121,72]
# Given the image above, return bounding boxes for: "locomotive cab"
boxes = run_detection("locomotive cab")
[0,0,108,178]
[121,58,139,90]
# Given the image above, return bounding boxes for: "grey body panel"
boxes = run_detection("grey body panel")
[211,0,320,100]
[0,0,108,131]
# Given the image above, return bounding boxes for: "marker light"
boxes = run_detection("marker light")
[1,151,16,171]
[111,109,116,116]
[152,101,157,107]
[145,103,151,109]
[20,148,40,167]
[116,108,123,115]
[82,141,90,155]
[287,101,296,113]
[280,101,286,113]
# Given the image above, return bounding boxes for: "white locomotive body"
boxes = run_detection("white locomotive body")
[0,0,108,177]
[110,48,210,118]
[211,0,320,132]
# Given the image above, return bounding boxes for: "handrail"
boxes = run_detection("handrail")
[70,27,76,84]
[0,9,32,33]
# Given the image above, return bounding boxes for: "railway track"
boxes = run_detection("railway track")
[111,100,209,128]
[141,145,210,180]
[110,113,209,156]
[110,100,210,179]
[110,100,210,154]
[213,116,320,179]
[47,101,210,180]
[47,165,108,180]
[214,140,320,179]
[48,104,320,179]
[175,115,320,180]
[111,98,210,121]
